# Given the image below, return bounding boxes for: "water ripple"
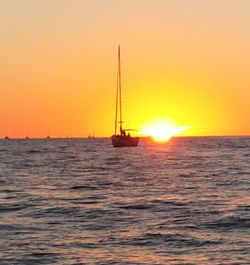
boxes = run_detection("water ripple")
[0,137,249,264]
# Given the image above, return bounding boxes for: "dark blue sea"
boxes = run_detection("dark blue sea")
[0,137,249,265]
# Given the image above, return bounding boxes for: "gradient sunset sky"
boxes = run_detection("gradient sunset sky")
[0,0,249,138]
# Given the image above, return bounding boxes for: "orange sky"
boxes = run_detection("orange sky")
[0,0,249,138]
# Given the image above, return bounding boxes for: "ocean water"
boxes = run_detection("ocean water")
[0,137,249,265]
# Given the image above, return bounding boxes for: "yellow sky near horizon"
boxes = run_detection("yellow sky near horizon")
[0,0,249,138]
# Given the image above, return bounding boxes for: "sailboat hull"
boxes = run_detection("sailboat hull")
[112,135,139,147]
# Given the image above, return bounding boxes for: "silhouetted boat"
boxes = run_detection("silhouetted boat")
[5,136,10,139]
[111,46,139,147]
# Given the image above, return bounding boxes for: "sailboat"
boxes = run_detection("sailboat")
[111,46,139,147]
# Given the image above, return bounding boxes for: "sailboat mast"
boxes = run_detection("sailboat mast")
[114,56,119,135]
[118,45,123,132]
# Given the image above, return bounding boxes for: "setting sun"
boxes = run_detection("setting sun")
[139,121,190,142]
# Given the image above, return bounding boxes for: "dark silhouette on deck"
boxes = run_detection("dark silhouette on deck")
[112,129,139,147]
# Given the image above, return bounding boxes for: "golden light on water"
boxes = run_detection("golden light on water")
[139,120,190,142]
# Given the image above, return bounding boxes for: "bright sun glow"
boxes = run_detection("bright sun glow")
[140,121,190,142]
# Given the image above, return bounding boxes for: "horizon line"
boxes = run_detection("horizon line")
[1,134,250,140]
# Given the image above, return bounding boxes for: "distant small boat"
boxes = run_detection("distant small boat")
[111,46,139,147]
[26,129,29,139]
[5,136,10,139]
